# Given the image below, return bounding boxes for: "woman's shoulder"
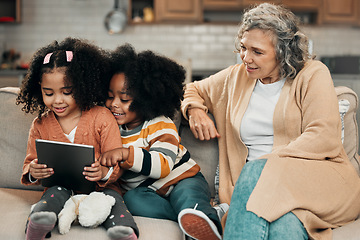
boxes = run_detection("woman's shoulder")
[301,60,330,75]
[214,64,245,78]
[293,60,333,90]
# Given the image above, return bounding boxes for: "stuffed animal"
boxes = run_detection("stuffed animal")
[58,191,116,234]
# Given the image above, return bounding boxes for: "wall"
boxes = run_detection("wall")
[1,0,360,73]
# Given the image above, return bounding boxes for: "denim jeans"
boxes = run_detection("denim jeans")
[223,159,308,240]
[123,172,222,234]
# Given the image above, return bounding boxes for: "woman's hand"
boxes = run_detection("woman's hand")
[188,108,220,140]
[83,161,106,182]
[98,148,130,167]
[29,159,54,180]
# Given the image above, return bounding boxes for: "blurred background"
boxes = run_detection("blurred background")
[1,0,360,83]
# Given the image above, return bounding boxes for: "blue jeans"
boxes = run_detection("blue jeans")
[223,159,308,240]
[123,172,222,234]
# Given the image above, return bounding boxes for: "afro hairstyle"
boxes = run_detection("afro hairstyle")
[16,37,110,119]
[108,44,186,121]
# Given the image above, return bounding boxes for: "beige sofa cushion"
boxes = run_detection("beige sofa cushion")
[0,188,185,239]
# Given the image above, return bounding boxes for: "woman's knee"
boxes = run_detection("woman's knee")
[269,212,308,240]
[234,159,267,190]
[241,159,267,175]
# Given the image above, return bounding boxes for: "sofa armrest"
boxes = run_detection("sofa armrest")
[0,87,43,191]
[335,86,360,176]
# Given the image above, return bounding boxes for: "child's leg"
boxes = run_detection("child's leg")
[102,189,139,240]
[123,187,177,221]
[26,186,72,240]
[171,172,222,240]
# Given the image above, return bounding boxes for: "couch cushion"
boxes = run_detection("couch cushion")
[0,87,43,190]
[179,114,219,198]
[0,188,185,240]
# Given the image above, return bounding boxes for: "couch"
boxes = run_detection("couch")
[0,86,359,240]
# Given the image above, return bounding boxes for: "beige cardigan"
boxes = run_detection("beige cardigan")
[181,60,360,239]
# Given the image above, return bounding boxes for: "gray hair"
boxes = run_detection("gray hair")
[235,3,311,79]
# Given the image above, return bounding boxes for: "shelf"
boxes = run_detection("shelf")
[0,0,21,23]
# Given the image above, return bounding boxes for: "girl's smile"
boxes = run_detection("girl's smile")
[106,73,143,130]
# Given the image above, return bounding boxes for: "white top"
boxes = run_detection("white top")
[240,78,285,161]
[64,127,77,143]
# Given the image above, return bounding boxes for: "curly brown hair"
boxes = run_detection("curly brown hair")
[16,37,110,118]
[106,43,186,121]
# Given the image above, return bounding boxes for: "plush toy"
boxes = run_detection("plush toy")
[58,191,116,234]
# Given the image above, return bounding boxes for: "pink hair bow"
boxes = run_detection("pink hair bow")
[65,51,73,62]
[43,51,73,64]
[43,53,53,64]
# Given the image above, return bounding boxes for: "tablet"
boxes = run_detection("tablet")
[35,139,96,193]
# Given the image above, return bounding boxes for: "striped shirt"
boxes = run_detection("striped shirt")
[119,116,200,196]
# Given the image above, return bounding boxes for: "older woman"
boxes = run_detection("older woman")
[181,3,360,240]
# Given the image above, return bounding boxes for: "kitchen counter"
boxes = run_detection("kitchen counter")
[0,69,27,88]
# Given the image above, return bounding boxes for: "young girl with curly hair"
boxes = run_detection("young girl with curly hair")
[17,37,138,240]
[99,44,228,240]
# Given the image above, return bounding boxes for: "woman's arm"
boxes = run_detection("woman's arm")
[187,108,220,140]
[181,66,233,140]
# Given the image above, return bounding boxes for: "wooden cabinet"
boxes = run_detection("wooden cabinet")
[320,0,359,24]
[155,0,202,22]
[0,0,21,23]
[242,0,281,7]
[127,0,360,26]
[282,0,320,11]
[203,0,242,10]
[128,0,201,23]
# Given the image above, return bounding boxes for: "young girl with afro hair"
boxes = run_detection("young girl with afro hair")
[100,43,228,240]
[17,37,138,240]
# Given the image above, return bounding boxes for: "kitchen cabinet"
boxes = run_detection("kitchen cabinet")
[203,0,242,10]
[128,0,201,23]
[242,0,281,7]
[155,0,202,23]
[320,0,359,24]
[282,0,320,11]
[128,0,360,26]
[0,0,21,23]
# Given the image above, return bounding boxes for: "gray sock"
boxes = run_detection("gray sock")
[26,212,57,240]
[107,226,134,238]
[30,212,57,225]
